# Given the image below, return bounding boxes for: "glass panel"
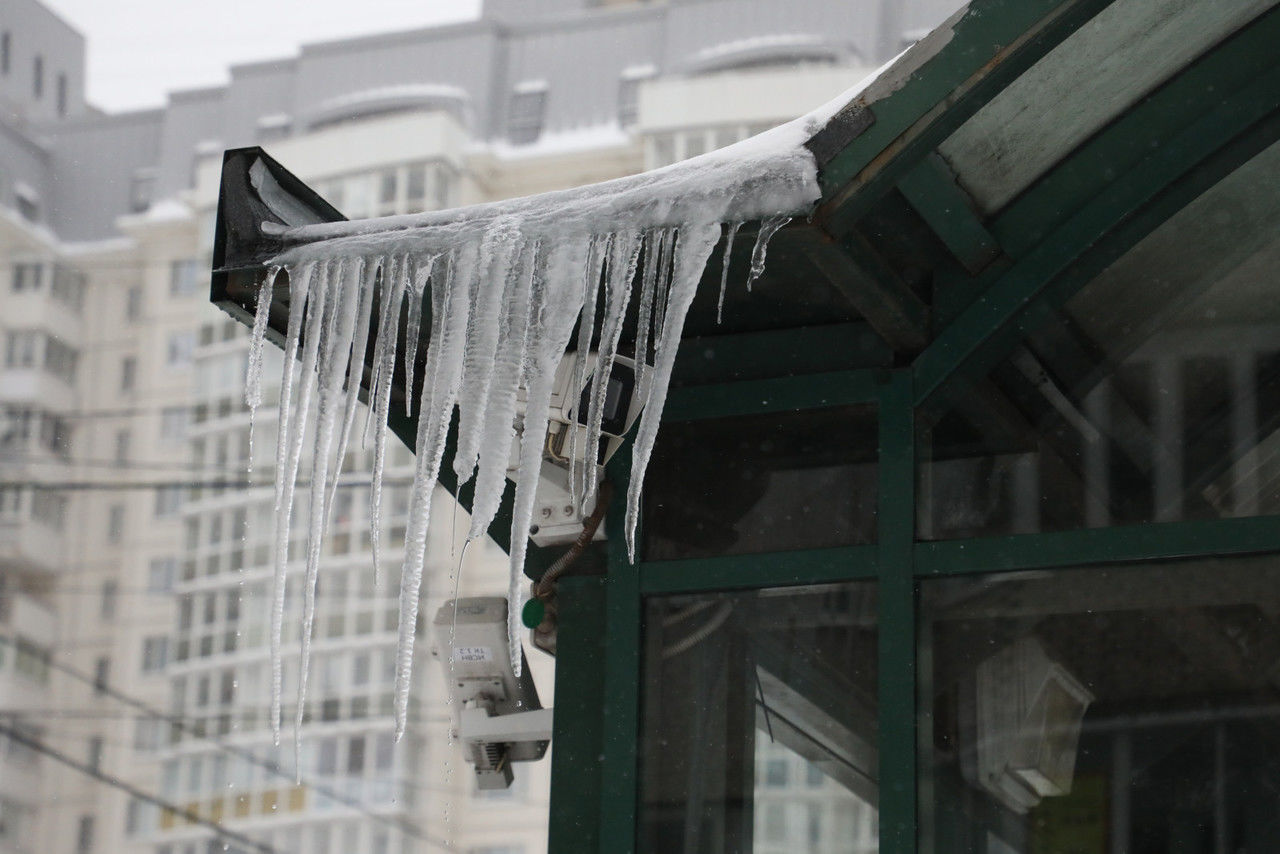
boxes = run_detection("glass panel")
[920,555,1280,853]
[643,406,877,560]
[640,582,878,853]
[919,138,1280,539]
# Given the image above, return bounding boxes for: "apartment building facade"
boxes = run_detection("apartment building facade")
[0,0,961,852]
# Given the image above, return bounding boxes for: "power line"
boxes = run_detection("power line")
[0,478,416,491]
[0,720,276,854]
[0,637,455,852]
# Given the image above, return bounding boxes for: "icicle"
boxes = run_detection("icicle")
[245,267,279,475]
[268,261,323,745]
[360,257,389,449]
[467,241,539,541]
[633,230,662,395]
[324,257,377,517]
[403,254,437,417]
[625,223,721,560]
[503,236,589,676]
[716,222,741,324]
[453,217,526,488]
[746,215,790,292]
[392,244,478,739]
[581,231,641,513]
[369,256,408,586]
[296,258,363,765]
[567,234,608,515]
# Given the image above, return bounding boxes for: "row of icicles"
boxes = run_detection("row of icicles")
[243,215,789,761]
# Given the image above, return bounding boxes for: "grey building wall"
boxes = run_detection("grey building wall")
[3,0,966,241]
[0,0,86,126]
[293,22,502,136]
[0,117,49,216]
[45,109,163,241]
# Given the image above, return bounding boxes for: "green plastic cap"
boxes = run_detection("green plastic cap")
[521,597,545,629]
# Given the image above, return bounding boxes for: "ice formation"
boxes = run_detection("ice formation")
[253,72,870,742]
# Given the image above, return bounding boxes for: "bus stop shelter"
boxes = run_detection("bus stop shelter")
[212,0,1280,850]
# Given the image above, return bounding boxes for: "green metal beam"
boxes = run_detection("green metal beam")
[816,0,1113,237]
[663,369,884,421]
[671,322,893,387]
[897,152,1001,276]
[546,577,608,854]
[914,59,1280,406]
[876,370,916,854]
[596,450,642,853]
[915,514,1280,576]
[639,545,878,595]
[790,225,929,353]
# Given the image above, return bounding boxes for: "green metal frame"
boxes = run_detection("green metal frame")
[545,1,1280,850]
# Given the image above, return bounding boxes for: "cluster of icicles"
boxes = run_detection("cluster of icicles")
[245,116,828,754]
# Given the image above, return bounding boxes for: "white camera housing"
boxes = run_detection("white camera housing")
[510,351,646,546]
[431,598,551,789]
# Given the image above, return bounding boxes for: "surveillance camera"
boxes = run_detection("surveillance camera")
[510,351,643,546]
[432,597,551,789]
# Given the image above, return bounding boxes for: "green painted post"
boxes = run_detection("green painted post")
[877,369,917,853]
[596,448,642,852]
[547,577,608,854]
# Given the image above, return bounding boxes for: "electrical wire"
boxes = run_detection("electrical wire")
[0,641,456,852]
[0,720,276,854]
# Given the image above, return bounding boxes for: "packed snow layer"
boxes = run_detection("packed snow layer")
[255,65,888,744]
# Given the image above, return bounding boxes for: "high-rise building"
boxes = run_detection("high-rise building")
[0,1,962,852]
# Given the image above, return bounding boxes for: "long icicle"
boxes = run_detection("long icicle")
[324,257,377,518]
[746,214,790,291]
[269,260,325,744]
[393,245,477,739]
[716,222,741,324]
[581,231,641,514]
[403,254,437,417]
[625,222,721,560]
[567,233,608,516]
[296,258,362,769]
[245,266,279,475]
[503,235,589,676]
[370,255,409,587]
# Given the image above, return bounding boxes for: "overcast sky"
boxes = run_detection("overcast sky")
[41,0,483,113]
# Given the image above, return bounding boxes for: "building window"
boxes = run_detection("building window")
[5,331,39,367]
[141,636,168,673]
[107,503,124,543]
[92,658,109,695]
[166,331,194,367]
[57,72,67,117]
[159,406,188,444]
[100,580,118,620]
[30,489,66,530]
[120,356,135,392]
[147,557,175,593]
[154,485,183,518]
[618,74,648,128]
[32,56,42,99]
[507,84,548,145]
[43,336,78,384]
[128,170,155,214]
[87,736,102,772]
[124,285,143,322]
[11,262,43,292]
[114,429,130,465]
[75,815,93,854]
[170,259,201,296]
[51,265,86,310]
[1,32,9,75]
